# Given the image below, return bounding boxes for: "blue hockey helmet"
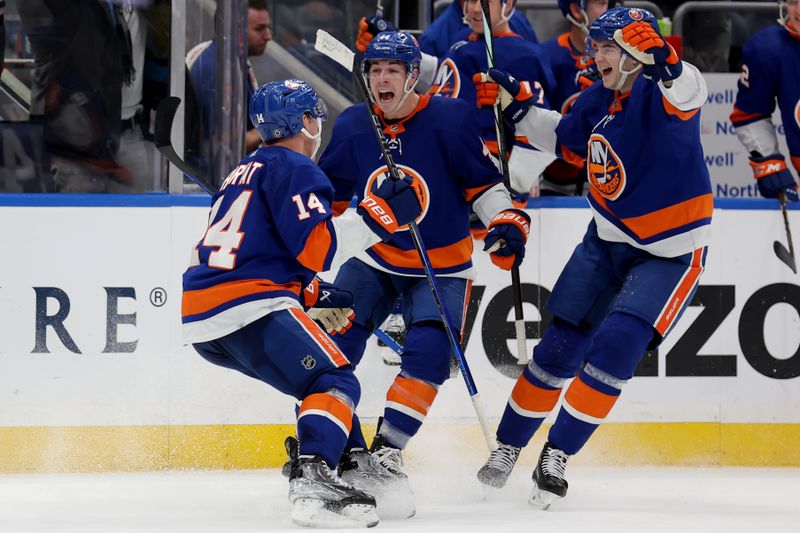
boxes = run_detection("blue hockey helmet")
[249,79,327,143]
[362,31,422,75]
[588,6,659,45]
[587,7,655,89]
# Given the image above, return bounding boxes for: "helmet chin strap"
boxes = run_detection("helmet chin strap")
[566,9,590,35]
[386,70,420,115]
[611,54,641,91]
[300,117,323,159]
[778,4,800,38]
[463,1,515,32]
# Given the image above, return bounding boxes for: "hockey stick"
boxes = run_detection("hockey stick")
[773,192,797,274]
[154,96,215,195]
[154,95,406,355]
[315,29,496,452]
[478,0,528,365]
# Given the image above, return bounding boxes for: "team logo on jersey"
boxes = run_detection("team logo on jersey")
[301,355,316,370]
[364,165,430,228]
[795,99,800,129]
[430,58,461,99]
[629,9,644,21]
[588,134,626,200]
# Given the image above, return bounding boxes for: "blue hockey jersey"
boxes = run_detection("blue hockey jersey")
[582,73,712,258]
[430,32,555,154]
[419,0,538,58]
[540,32,598,114]
[318,95,503,277]
[182,147,341,343]
[556,80,615,165]
[731,26,800,173]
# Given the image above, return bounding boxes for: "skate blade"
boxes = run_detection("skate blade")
[291,498,379,528]
[528,487,562,510]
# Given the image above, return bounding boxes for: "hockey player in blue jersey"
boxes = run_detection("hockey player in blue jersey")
[354,0,537,62]
[533,0,612,196]
[730,0,800,202]
[312,31,530,517]
[431,0,555,204]
[473,8,711,508]
[181,79,423,528]
[543,1,611,114]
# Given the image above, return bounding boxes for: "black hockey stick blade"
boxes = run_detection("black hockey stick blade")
[773,240,796,273]
[154,96,215,195]
[773,193,797,273]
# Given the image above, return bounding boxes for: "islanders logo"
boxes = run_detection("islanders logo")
[430,58,461,99]
[795,98,800,129]
[364,165,430,228]
[629,8,644,21]
[588,134,626,200]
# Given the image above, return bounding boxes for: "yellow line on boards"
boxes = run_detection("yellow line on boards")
[0,423,797,473]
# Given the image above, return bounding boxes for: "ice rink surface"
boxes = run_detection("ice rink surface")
[1,466,798,532]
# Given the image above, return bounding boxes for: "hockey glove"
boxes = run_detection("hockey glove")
[472,69,534,125]
[613,21,682,83]
[356,15,398,53]
[303,278,356,335]
[358,174,424,241]
[749,154,799,201]
[483,209,531,270]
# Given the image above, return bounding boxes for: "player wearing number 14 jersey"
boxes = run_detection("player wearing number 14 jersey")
[181,79,423,528]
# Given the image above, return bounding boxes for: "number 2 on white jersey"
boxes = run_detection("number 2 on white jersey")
[203,190,253,269]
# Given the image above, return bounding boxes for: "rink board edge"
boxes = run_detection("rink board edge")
[1,422,798,473]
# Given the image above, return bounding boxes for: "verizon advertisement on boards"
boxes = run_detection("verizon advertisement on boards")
[0,203,797,429]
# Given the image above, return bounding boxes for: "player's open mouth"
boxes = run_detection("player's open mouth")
[378,90,395,103]
[600,66,613,77]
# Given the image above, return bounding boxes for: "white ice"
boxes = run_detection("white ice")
[1,466,798,533]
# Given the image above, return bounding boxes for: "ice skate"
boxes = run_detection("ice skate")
[378,313,405,365]
[288,455,379,528]
[340,447,415,519]
[281,435,299,478]
[477,441,521,488]
[529,442,570,510]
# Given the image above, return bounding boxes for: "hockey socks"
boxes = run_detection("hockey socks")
[496,362,565,448]
[297,391,354,468]
[380,375,439,448]
[548,312,652,454]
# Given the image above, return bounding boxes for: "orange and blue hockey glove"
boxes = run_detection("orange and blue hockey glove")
[614,21,682,82]
[358,173,423,241]
[472,68,534,126]
[483,208,531,270]
[356,15,397,53]
[749,153,799,201]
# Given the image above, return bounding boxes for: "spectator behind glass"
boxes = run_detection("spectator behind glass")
[187,0,271,165]
[116,0,162,192]
[18,0,137,193]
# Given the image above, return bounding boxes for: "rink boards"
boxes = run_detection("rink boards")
[0,195,798,472]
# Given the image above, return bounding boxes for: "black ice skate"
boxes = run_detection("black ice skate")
[360,432,415,518]
[529,442,570,510]
[477,441,521,488]
[340,447,415,518]
[281,435,299,478]
[288,455,379,528]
